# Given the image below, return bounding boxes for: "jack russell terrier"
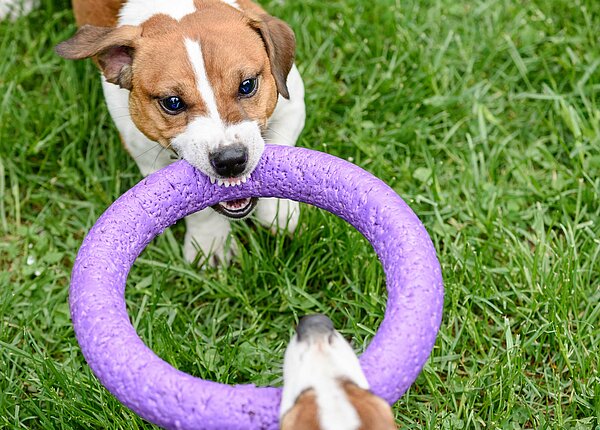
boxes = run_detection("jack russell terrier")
[281,314,397,430]
[54,0,306,266]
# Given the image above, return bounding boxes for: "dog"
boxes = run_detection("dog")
[54,0,305,266]
[281,314,397,430]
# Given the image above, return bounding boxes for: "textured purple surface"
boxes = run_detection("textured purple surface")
[69,145,444,429]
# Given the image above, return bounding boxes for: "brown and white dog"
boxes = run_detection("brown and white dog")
[281,314,397,430]
[55,0,305,265]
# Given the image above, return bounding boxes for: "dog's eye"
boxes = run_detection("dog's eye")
[238,78,258,97]
[159,96,186,115]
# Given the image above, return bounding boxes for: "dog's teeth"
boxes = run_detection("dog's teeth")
[217,179,225,186]
[224,181,231,188]
[241,176,248,184]
[209,177,216,184]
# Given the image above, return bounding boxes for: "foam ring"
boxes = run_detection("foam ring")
[70,145,444,429]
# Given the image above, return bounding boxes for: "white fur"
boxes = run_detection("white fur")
[0,0,36,20]
[263,65,306,148]
[118,0,196,26]
[280,331,369,430]
[317,381,360,430]
[220,0,240,11]
[171,116,264,180]
[184,39,220,121]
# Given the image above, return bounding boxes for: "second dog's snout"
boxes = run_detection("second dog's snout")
[209,144,248,177]
[296,314,335,341]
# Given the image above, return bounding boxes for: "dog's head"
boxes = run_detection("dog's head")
[280,314,397,430]
[56,1,294,191]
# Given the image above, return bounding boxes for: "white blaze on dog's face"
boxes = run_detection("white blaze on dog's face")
[280,315,397,430]
[55,0,295,212]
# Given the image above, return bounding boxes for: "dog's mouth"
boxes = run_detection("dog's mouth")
[208,172,258,219]
[212,197,258,219]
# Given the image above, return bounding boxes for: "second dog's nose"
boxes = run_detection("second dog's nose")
[296,314,335,341]
[209,144,248,177]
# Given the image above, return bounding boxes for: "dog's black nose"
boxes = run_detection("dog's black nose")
[296,314,335,341]
[209,144,248,177]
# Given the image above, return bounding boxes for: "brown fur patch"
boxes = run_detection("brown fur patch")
[343,381,397,430]
[179,5,279,124]
[127,27,204,143]
[73,0,124,27]
[280,390,320,430]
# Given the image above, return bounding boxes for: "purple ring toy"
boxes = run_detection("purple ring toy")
[70,145,443,429]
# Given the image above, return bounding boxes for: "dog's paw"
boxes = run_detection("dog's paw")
[183,209,237,267]
[255,198,300,235]
[183,229,238,267]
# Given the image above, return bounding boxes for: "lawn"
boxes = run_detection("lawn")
[0,0,598,428]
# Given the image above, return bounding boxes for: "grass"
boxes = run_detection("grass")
[0,0,598,428]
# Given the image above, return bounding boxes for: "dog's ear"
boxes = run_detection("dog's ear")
[55,25,141,90]
[250,15,295,99]
[344,383,397,430]
[280,391,319,430]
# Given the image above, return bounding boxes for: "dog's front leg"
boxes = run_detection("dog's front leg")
[255,198,300,234]
[256,64,305,234]
[183,209,236,267]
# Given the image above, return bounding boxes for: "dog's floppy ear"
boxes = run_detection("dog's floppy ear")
[250,15,295,100]
[280,391,319,430]
[55,25,141,90]
[344,383,397,430]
